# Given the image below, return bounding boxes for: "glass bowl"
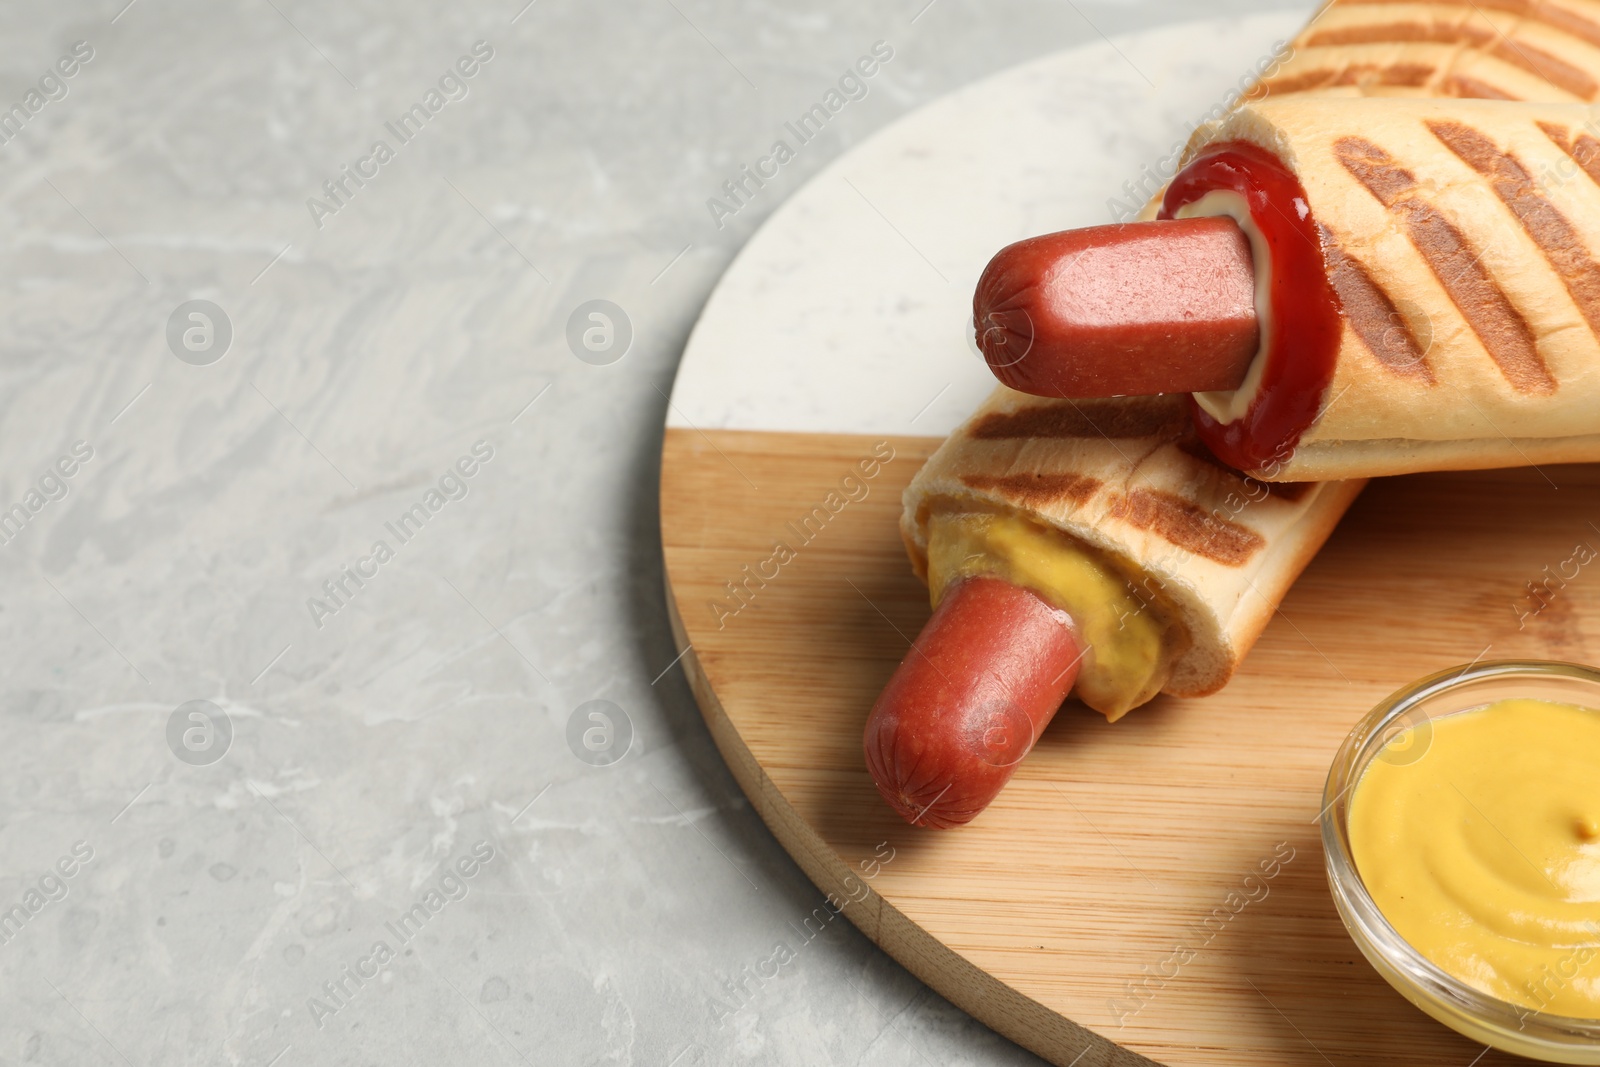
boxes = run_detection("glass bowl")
[1321,660,1600,1064]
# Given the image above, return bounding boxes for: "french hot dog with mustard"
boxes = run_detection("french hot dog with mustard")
[864,390,1364,827]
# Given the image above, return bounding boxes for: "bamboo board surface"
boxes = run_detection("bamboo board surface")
[660,425,1600,1066]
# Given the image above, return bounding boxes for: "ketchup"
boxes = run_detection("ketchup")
[1159,142,1343,474]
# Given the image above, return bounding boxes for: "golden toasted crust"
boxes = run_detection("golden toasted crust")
[901,391,1367,696]
[1263,0,1600,104]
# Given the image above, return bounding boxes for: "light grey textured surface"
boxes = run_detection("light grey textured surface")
[0,2,1314,1064]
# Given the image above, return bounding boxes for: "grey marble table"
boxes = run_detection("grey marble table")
[0,1,1315,1064]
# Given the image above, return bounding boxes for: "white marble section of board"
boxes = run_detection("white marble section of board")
[669,12,1303,437]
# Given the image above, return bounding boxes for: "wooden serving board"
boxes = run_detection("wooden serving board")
[658,16,1600,1065]
[662,432,1599,1067]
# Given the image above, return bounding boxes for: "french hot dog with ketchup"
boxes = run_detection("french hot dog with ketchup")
[977,96,1600,483]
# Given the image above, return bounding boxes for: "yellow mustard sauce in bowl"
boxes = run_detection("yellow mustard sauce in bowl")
[1324,662,1600,1062]
[1350,698,1600,1019]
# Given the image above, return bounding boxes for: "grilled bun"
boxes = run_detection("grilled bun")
[1262,0,1600,104]
[901,391,1365,699]
[1185,96,1600,481]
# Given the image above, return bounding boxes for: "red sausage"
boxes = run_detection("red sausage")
[974,217,1259,398]
[863,576,1084,828]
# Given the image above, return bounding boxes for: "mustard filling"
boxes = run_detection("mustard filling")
[1351,698,1600,1019]
[925,509,1175,720]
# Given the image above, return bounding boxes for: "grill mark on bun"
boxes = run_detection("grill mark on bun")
[1335,62,1437,87]
[1307,21,1491,48]
[1261,69,1343,96]
[1262,62,1436,96]
[1318,228,1435,381]
[1336,136,1419,201]
[960,471,1102,508]
[1537,0,1600,49]
[1309,22,1598,97]
[1430,119,1600,353]
[970,400,1186,440]
[1372,62,1440,86]
[1489,40,1598,98]
[1445,74,1521,100]
[1108,489,1265,567]
[1338,0,1600,53]
[1335,136,1554,393]
[1538,120,1600,188]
